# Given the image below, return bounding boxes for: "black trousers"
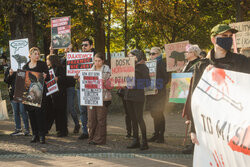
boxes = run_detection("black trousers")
[27,104,46,137]
[126,100,147,140]
[122,98,132,135]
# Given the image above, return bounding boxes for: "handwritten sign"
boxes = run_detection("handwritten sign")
[9,38,29,72]
[230,21,250,48]
[110,57,135,87]
[165,41,189,72]
[66,52,94,76]
[145,60,157,95]
[51,16,71,49]
[46,69,59,96]
[80,71,103,106]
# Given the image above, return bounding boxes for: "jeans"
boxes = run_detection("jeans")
[11,101,29,132]
[77,89,88,134]
[67,87,79,126]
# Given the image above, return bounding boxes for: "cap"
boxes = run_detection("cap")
[211,24,238,37]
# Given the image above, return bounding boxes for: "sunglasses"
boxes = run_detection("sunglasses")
[81,44,89,47]
[149,52,157,55]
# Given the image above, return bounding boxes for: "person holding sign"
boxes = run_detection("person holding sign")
[23,47,49,144]
[124,49,151,150]
[46,54,68,137]
[87,53,112,145]
[146,47,170,143]
[188,24,250,146]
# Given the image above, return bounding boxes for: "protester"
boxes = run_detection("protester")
[199,51,207,59]
[146,47,169,143]
[46,54,68,137]
[4,67,30,136]
[87,52,112,145]
[23,47,49,144]
[187,24,250,146]
[124,49,151,150]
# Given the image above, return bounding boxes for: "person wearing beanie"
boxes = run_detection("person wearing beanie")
[124,49,151,150]
[186,24,250,147]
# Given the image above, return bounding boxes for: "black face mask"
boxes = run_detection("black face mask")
[216,37,233,51]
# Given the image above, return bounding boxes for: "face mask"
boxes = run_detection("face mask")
[216,37,233,51]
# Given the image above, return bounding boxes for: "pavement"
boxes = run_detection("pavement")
[0,106,193,166]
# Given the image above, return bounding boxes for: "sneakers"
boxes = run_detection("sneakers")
[78,133,89,140]
[73,125,80,134]
[10,130,23,136]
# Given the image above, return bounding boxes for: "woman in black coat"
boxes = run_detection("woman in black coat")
[124,49,151,150]
[46,54,68,137]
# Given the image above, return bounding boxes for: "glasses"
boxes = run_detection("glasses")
[81,44,89,47]
[149,52,157,55]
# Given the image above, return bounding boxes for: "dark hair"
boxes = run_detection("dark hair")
[46,54,62,67]
[82,38,93,46]
[129,49,144,62]
[200,51,207,58]
[94,52,105,61]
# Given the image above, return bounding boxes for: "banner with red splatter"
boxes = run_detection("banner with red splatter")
[191,67,250,167]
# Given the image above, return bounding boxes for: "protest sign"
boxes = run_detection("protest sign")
[14,70,44,107]
[9,38,29,71]
[46,69,59,96]
[80,71,103,106]
[145,60,157,95]
[0,100,8,120]
[51,16,71,49]
[191,67,250,167]
[110,52,125,59]
[110,57,135,87]
[165,41,189,72]
[230,21,250,48]
[169,73,192,103]
[66,52,94,76]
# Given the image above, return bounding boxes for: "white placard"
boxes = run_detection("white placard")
[80,71,103,106]
[46,69,59,96]
[9,38,29,71]
[192,67,250,167]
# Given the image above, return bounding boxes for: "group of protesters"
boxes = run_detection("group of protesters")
[3,23,250,153]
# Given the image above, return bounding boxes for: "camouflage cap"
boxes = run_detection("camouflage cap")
[211,24,238,37]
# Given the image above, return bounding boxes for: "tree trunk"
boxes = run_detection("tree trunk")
[235,0,243,22]
[106,0,111,65]
[124,0,128,57]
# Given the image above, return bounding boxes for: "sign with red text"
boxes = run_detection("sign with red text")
[51,16,71,49]
[46,69,59,96]
[80,71,103,106]
[145,60,157,95]
[66,52,94,76]
[110,57,135,87]
[230,21,250,48]
[165,41,189,72]
[191,67,250,167]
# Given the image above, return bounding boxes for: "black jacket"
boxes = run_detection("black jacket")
[4,67,16,101]
[124,62,151,102]
[190,49,250,133]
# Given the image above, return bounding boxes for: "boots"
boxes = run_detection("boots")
[140,136,149,150]
[156,134,164,143]
[30,135,40,143]
[127,138,140,149]
[148,133,159,142]
[40,136,45,144]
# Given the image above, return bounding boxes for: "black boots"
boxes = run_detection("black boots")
[148,134,158,142]
[30,135,40,143]
[127,138,140,149]
[140,138,149,150]
[148,133,164,143]
[40,136,45,144]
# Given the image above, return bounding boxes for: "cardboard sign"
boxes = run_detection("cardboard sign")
[230,21,250,48]
[165,41,189,72]
[145,60,157,95]
[0,100,9,120]
[110,52,125,59]
[192,67,250,167]
[46,69,59,96]
[14,70,44,107]
[110,57,135,87]
[66,52,94,76]
[51,16,71,49]
[169,72,192,103]
[80,71,103,106]
[9,38,29,72]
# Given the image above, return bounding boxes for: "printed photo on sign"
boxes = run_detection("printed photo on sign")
[191,67,250,167]
[51,16,71,49]
[22,71,44,107]
[110,57,135,87]
[145,60,157,95]
[9,38,29,71]
[80,71,103,106]
[46,69,59,96]
[165,41,189,72]
[66,52,94,76]
[169,72,192,103]
[13,70,26,102]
